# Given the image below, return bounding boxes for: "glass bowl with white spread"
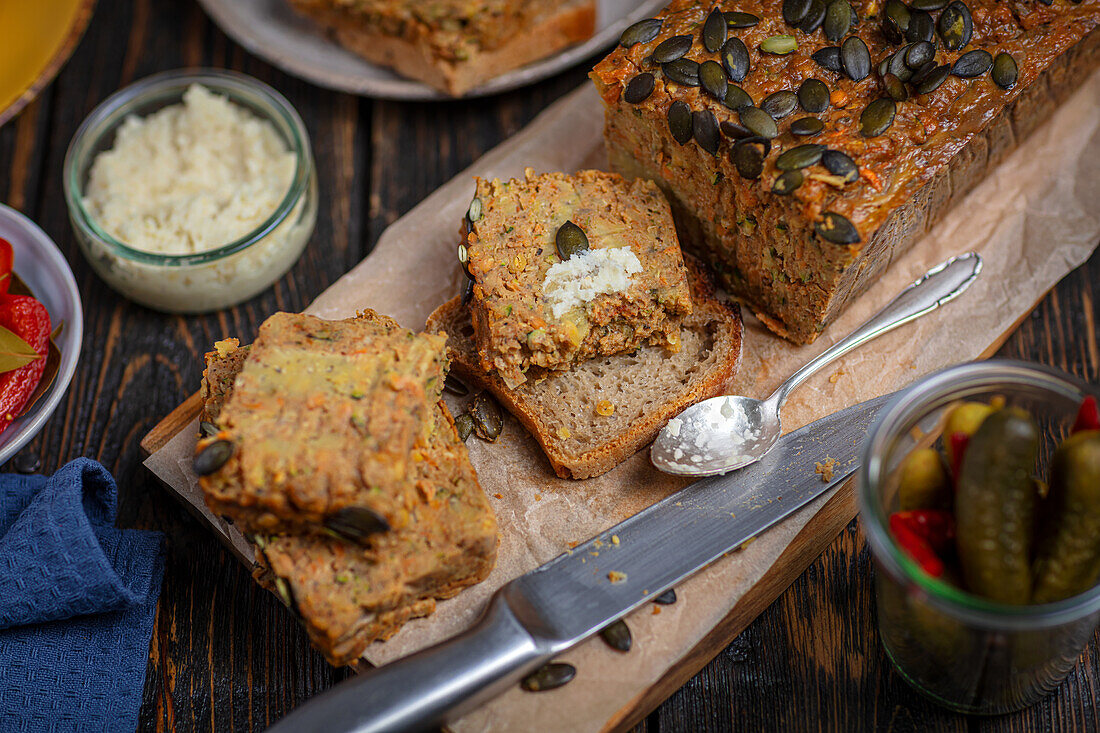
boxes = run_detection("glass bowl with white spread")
[63,69,318,313]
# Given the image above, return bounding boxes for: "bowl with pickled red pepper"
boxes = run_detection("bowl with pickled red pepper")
[859,361,1100,715]
[0,204,82,464]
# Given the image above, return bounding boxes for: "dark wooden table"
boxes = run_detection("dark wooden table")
[3,1,1098,730]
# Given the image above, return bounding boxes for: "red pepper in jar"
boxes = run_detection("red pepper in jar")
[0,294,51,429]
[890,510,956,555]
[0,238,12,294]
[1071,396,1100,435]
[889,516,945,578]
[948,431,970,484]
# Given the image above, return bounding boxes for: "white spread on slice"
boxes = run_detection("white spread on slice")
[541,246,642,319]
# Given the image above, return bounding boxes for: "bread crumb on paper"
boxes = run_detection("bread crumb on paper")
[608,571,627,584]
[815,456,838,482]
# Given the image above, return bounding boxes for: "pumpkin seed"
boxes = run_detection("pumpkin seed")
[790,116,825,136]
[620,17,662,47]
[654,588,678,605]
[914,63,950,93]
[273,577,301,618]
[600,619,633,652]
[194,439,233,476]
[455,412,475,442]
[470,392,504,442]
[952,49,992,78]
[725,11,761,28]
[910,60,938,85]
[693,110,721,154]
[880,13,904,45]
[667,100,694,144]
[882,72,909,101]
[703,9,727,52]
[556,221,589,259]
[443,373,469,396]
[910,0,947,9]
[699,60,729,101]
[783,0,812,25]
[461,277,473,305]
[798,78,830,113]
[662,58,700,86]
[811,46,843,72]
[623,73,655,104]
[721,38,750,82]
[723,83,754,110]
[759,35,797,55]
[739,106,778,139]
[720,119,753,139]
[521,663,576,692]
[731,137,769,179]
[906,40,934,69]
[776,143,825,170]
[992,52,1018,89]
[906,9,935,43]
[324,506,390,543]
[652,34,693,63]
[200,420,219,438]
[772,169,804,195]
[860,97,896,136]
[849,4,859,27]
[885,0,911,31]
[467,196,483,222]
[822,149,859,182]
[815,211,861,243]
[888,45,914,82]
[798,0,827,32]
[823,0,852,42]
[841,36,871,81]
[937,1,972,50]
[761,90,798,119]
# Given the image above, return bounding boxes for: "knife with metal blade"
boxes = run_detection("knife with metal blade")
[268,391,895,733]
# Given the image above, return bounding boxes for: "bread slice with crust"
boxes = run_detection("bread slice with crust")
[427,260,743,479]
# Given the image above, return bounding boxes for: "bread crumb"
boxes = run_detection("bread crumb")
[815,456,838,482]
[494,493,503,499]
[740,537,755,551]
[611,534,620,545]
[535,494,542,501]
[608,571,628,584]
[828,369,845,384]
[567,540,579,549]
[652,606,661,615]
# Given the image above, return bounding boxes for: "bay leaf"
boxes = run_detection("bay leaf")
[0,324,42,373]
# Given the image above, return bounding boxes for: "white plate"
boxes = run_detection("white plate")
[0,204,83,465]
[196,0,667,100]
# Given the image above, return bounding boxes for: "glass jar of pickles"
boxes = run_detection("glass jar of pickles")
[859,360,1100,714]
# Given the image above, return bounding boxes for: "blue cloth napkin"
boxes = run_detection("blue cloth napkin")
[0,458,165,732]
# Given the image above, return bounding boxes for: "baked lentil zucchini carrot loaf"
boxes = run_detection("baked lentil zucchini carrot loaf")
[288,0,597,95]
[197,310,448,539]
[461,168,693,389]
[592,0,1100,343]
[199,332,497,666]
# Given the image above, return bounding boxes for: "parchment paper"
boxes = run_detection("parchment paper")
[145,69,1100,732]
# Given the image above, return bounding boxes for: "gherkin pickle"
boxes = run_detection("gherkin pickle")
[1032,431,1100,603]
[898,448,952,511]
[954,408,1039,605]
[943,401,995,465]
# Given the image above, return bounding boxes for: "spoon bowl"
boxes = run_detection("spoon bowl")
[651,253,983,476]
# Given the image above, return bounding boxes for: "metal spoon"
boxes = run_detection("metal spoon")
[651,252,982,476]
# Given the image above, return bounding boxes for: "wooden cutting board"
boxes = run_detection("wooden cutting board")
[142,73,1100,731]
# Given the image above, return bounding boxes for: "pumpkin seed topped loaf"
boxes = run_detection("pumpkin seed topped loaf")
[287,0,597,96]
[592,0,1100,343]
[461,168,694,389]
[199,333,498,666]
[196,310,449,539]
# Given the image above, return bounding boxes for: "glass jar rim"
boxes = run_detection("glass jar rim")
[62,68,313,268]
[859,359,1100,630]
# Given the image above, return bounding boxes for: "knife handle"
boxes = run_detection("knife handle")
[267,594,549,733]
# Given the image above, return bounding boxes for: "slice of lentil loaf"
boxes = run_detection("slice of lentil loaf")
[462,168,693,389]
[199,331,497,666]
[198,310,448,538]
[592,0,1100,343]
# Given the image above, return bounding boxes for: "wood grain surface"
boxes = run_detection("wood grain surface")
[2,0,1098,731]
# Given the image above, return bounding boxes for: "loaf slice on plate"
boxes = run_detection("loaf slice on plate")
[288,0,597,96]
[198,312,498,666]
[427,260,743,479]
